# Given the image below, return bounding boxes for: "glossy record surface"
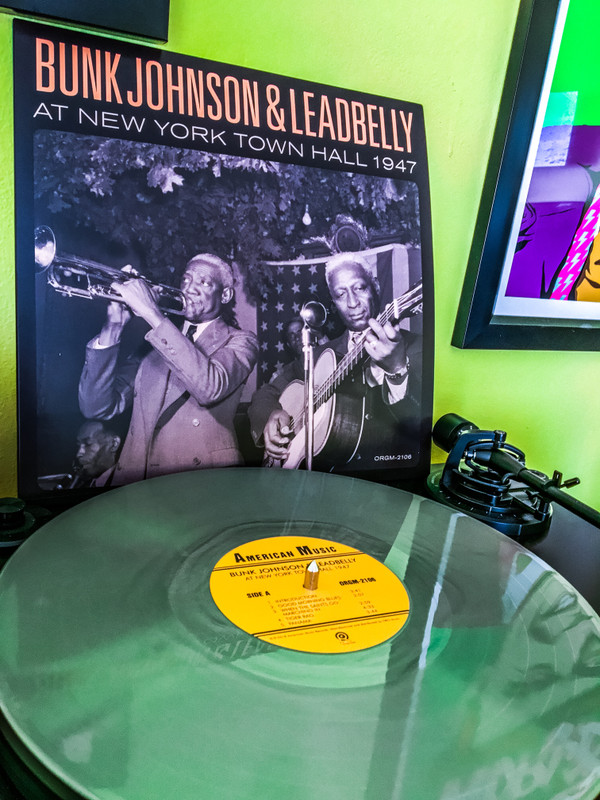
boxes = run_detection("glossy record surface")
[0,468,599,800]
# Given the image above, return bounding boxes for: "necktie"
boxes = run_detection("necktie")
[185,324,197,341]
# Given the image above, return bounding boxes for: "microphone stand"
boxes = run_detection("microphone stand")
[300,301,327,471]
[302,323,317,471]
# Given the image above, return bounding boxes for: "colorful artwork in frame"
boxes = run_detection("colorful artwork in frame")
[453,0,600,349]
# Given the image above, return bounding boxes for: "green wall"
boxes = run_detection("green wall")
[1,0,598,507]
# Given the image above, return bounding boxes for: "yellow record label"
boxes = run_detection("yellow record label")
[210,535,410,654]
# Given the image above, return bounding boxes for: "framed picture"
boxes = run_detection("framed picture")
[13,20,434,509]
[453,0,600,350]
[4,0,169,40]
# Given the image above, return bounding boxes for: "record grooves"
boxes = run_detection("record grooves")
[1,469,599,800]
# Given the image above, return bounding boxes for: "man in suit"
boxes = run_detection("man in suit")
[79,253,258,485]
[248,252,421,472]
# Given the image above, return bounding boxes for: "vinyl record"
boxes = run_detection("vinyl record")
[0,468,599,800]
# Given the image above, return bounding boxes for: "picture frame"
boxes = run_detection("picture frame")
[453,0,600,350]
[4,0,170,41]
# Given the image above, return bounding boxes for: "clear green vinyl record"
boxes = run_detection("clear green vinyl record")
[0,468,599,800]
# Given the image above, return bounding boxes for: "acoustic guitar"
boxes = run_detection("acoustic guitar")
[273,281,423,469]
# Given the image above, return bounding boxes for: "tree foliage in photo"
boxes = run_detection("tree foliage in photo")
[34,131,421,300]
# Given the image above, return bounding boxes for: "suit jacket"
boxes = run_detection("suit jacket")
[323,331,423,472]
[79,316,258,485]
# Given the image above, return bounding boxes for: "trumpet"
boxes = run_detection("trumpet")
[34,226,186,315]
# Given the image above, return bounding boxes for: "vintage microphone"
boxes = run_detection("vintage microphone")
[299,301,327,471]
[427,413,600,542]
[299,301,327,330]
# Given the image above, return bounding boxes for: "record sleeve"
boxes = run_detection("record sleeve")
[13,20,434,509]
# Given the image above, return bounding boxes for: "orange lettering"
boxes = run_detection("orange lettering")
[335,98,351,142]
[186,68,205,117]
[318,95,335,139]
[379,107,392,150]
[36,38,55,92]
[400,110,413,153]
[104,51,122,104]
[242,80,259,127]
[206,72,222,121]
[223,75,240,123]
[81,47,101,100]
[166,64,184,114]
[127,58,144,107]
[58,43,78,97]
[351,101,367,145]
[303,91,317,137]
[146,61,164,110]
[289,89,303,135]
[366,104,379,148]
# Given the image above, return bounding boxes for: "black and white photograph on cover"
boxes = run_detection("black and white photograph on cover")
[28,129,428,499]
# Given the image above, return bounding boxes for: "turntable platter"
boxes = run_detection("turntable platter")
[0,468,599,799]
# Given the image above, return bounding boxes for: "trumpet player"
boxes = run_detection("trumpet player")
[78,254,258,486]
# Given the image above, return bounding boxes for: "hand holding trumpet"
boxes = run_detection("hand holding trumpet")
[98,266,164,346]
[110,267,165,328]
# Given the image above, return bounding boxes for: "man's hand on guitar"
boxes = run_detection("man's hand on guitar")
[263,409,294,461]
[363,318,408,375]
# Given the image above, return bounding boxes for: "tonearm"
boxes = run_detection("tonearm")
[427,413,600,541]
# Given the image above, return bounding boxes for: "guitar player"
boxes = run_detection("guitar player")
[247,252,422,472]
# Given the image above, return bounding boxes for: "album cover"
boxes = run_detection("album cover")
[13,20,434,506]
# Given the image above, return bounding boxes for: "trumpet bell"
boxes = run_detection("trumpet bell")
[34,225,56,270]
[33,225,186,316]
